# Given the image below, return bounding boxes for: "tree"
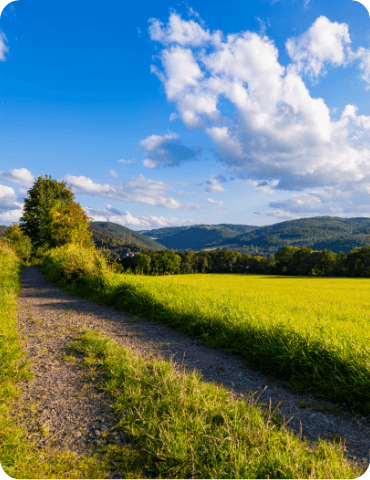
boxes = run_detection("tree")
[4,224,33,261]
[275,245,300,274]
[19,175,74,250]
[136,253,152,274]
[40,198,94,249]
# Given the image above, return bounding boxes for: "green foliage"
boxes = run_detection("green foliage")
[138,223,258,242]
[19,175,74,250]
[92,221,166,250]
[89,223,154,259]
[118,243,370,279]
[40,198,94,249]
[42,246,370,415]
[68,329,360,479]
[147,225,242,251]
[208,216,370,256]
[3,224,33,262]
[41,243,113,290]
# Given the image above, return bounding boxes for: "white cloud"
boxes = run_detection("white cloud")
[286,16,351,78]
[249,179,279,194]
[0,31,9,62]
[141,132,179,151]
[148,12,370,217]
[140,131,199,168]
[0,184,23,225]
[0,185,19,209]
[267,182,370,218]
[118,159,135,164]
[0,168,34,187]
[205,198,224,206]
[202,176,226,193]
[109,170,118,178]
[351,47,370,89]
[148,12,220,47]
[62,174,201,210]
[85,205,198,230]
[143,159,157,169]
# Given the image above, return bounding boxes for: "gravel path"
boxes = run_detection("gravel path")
[11,266,370,476]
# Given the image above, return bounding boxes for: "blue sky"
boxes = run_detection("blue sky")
[1,0,370,230]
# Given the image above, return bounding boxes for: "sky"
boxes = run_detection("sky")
[1,0,370,230]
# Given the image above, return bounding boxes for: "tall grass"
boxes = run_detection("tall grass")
[42,244,370,415]
[0,240,125,478]
[0,245,362,480]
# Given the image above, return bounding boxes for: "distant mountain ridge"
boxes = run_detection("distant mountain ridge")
[91,222,166,250]
[138,224,259,250]
[201,216,370,255]
[2,217,370,256]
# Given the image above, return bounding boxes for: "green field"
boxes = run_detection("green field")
[0,242,370,480]
[43,245,370,415]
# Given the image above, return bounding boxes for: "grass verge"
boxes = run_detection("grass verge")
[41,244,370,415]
[10,242,349,479]
[0,241,142,479]
[65,328,363,479]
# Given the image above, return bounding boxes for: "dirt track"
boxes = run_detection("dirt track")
[11,266,370,476]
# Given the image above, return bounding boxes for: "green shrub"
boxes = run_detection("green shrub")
[3,225,33,262]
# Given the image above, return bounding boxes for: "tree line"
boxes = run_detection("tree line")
[117,244,370,277]
[3,175,370,278]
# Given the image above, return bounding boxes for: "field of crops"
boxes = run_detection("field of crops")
[107,273,370,412]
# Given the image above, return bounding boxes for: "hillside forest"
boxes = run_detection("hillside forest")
[2,175,370,278]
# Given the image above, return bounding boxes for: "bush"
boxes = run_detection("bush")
[4,224,33,262]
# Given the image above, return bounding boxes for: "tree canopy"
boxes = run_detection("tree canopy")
[19,175,74,249]
[40,198,93,250]
[19,175,93,255]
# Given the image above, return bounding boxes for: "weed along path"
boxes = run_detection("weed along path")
[11,266,370,477]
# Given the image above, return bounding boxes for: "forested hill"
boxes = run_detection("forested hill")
[138,224,258,240]
[0,223,165,258]
[138,224,259,249]
[3,217,370,256]
[150,226,238,251]
[90,222,165,250]
[204,216,370,255]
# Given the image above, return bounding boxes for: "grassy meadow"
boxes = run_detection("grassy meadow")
[42,244,370,415]
[0,242,370,480]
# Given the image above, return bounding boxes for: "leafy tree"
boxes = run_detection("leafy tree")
[195,253,209,273]
[275,245,300,274]
[40,198,94,249]
[19,175,74,250]
[136,253,152,274]
[4,224,33,261]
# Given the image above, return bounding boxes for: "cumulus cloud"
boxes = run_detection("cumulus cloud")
[205,198,224,206]
[0,184,23,224]
[267,182,370,219]
[140,132,199,168]
[148,12,220,47]
[84,204,199,230]
[0,168,34,187]
[109,170,118,178]
[0,31,9,62]
[286,16,351,78]
[148,12,370,216]
[62,174,201,210]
